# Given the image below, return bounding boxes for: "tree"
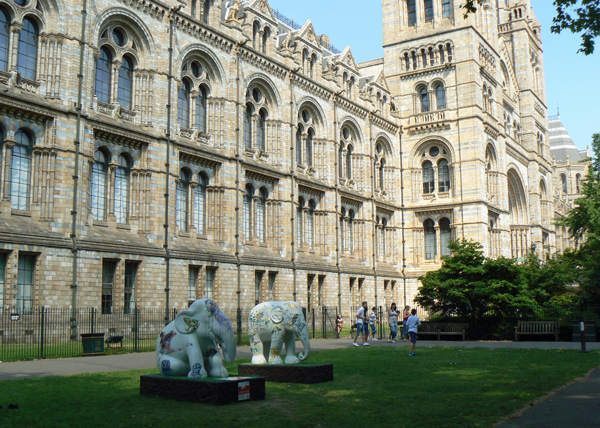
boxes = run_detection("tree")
[462,0,600,55]
[559,133,600,302]
[415,240,534,323]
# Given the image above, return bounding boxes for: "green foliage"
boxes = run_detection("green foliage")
[557,133,600,303]
[415,240,535,322]
[0,347,598,428]
[520,252,578,305]
[462,0,600,55]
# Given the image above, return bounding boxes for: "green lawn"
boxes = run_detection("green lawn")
[0,347,598,428]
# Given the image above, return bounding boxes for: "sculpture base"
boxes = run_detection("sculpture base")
[139,374,265,404]
[238,363,333,383]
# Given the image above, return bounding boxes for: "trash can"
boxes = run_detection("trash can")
[81,333,105,356]
[572,321,597,342]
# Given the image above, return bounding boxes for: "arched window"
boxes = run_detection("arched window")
[117,56,134,110]
[244,184,253,239]
[439,45,445,63]
[438,159,450,192]
[576,174,581,193]
[346,145,353,180]
[424,219,436,260]
[114,155,131,224]
[307,200,315,250]
[244,104,253,149]
[253,22,260,50]
[297,197,304,248]
[257,187,267,243]
[339,208,346,252]
[0,8,10,72]
[194,173,207,234]
[91,150,108,221]
[412,51,418,70]
[177,170,190,232]
[178,80,191,129]
[379,158,386,191]
[262,27,270,54]
[435,84,446,110]
[306,129,314,167]
[447,44,453,62]
[195,86,208,132]
[257,109,266,151]
[95,47,112,103]
[561,174,568,193]
[419,87,429,112]
[440,217,452,256]
[407,0,416,26]
[296,125,303,165]
[404,53,410,71]
[17,18,38,80]
[422,49,427,68]
[424,0,434,22]
[338,144,344,179]
[310,54,317,79]
[11,130,33,210]
[423,160,434,194]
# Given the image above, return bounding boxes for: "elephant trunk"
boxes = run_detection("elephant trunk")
[298,331,311,361]
[213,316,237,363]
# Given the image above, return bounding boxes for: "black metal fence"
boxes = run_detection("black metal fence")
[0,307,176,362]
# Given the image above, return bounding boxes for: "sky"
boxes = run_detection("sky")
[268,0,599,151]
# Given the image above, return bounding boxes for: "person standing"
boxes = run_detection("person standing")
[406,308,421,356]
[336,313,344,338]
[402,305,411,341]
[387,303,399,343]
[368,307,379,341]
[353,301,370,347]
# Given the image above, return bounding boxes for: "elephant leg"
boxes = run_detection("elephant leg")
[284,333,300,364]
[184,346,208,379]
[268,332,284,364]
[157,355,189,377]
[206,350,229,378]
[250,326,268,365]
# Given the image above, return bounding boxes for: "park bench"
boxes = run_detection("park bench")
[514,321,559,342]
[418,322,468,341]
[105,334,124,349]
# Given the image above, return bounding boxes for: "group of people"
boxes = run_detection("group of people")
[340,302,421,356]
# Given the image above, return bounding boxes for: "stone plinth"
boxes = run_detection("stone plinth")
[139,374,265,404]
[238,363,334,383]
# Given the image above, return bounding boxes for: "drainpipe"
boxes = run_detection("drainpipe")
[289,68,300,301]
[398,126,407,308]
[70,0,88,341]
[164,5,182,323]
[369,111,377,309]
[333,92,342,312]
[235,41,246,319]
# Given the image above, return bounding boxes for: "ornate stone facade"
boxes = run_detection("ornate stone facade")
[0,0,582,317]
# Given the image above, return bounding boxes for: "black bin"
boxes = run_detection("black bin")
[81,333,105,356]
[572,321,597,342]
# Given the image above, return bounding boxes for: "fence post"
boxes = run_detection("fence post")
[39,307,45,359]
[237,307,242,346]
[90,307,95,334]
[134,307,139,352]
[322,307,327,339]
[312,308,315,339]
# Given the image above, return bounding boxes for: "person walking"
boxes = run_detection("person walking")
[402,305,411,341]
[368,307,379,341]
[353,301,370,347]
[387,303,399,343]
[406,308,421,356]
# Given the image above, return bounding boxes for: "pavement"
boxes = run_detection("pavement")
[1,337,599,427]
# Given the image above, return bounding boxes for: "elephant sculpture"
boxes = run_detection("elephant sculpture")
[248,301,311,364]
[156,299,236,378]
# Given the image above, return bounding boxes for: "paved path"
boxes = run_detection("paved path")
[1,338,599,428]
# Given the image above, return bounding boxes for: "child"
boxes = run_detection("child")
[336,313,344,338]
[402,305,411,341]
[406,308,421,356]
[369,307,379,341]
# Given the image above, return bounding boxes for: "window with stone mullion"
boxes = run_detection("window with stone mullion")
[10,131,32,210]
[17,18,38,81]
[17,254,35,314]
[0,8,10,72]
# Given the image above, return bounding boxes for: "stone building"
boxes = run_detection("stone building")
[0,0,583,318]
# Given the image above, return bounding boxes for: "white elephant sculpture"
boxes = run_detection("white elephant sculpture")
[249,301,311,364]
[156,299,236,378]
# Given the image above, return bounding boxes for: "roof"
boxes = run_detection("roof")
[548,115,585,163]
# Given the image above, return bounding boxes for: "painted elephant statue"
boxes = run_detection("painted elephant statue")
[248,301,311,364]
[156,299,236,378]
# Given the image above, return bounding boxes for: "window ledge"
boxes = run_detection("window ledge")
[12,209,31,217]
[117,223,131,230]
[179,231,191,238]
[93,220,109,228]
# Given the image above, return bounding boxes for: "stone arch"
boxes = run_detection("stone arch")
[338,116,364,148]
[93,8,155,57]
[411,135,455,167]
[507,168,527,224]
[245,73,281,107]
[297,97,326,131]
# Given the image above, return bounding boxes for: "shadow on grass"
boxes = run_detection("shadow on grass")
[0,347,597,428]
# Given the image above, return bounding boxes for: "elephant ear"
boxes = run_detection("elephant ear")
[174,309,200,334]
[270,307,285,324]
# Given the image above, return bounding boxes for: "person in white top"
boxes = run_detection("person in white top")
[352,301,370,347]
[368,307,379,341]
[405,308,421,356]
[387,303,399,343]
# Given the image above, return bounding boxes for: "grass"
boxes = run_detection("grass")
[0,347,598,428]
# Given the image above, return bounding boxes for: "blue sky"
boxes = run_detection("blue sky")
[269,0,598,151]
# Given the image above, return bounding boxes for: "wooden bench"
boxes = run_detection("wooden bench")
[418,322,468,341]
[514,321,559,341]
[105,335,124,349]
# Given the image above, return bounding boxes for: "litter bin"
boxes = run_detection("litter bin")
[572,321,597,342]
[81,333,105,356]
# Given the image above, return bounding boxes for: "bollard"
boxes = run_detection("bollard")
[579,316,589,353]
